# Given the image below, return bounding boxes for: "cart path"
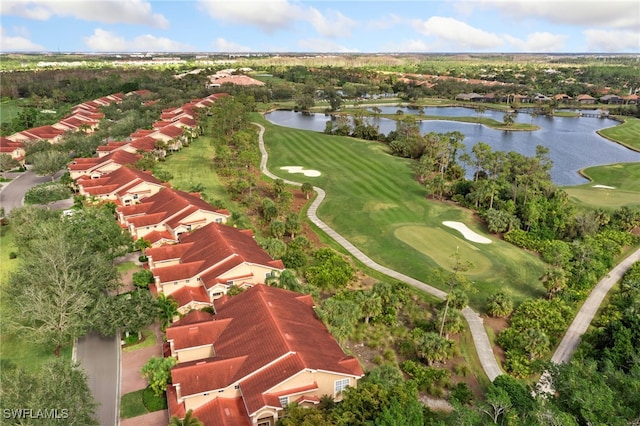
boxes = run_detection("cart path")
[254,122,503,381]
[551,247,640,364]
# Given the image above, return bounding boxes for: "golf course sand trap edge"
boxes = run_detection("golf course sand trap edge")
[592,184,615,189]
[280,166,321,177]
[442,221,492,244]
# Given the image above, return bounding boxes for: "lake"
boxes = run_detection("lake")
[264,107,640,186]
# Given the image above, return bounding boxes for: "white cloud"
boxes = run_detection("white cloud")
[2,0,169,28]
[296,38,359,53]
[307,8,356,37]
[212,38,252,52]
[199,0,356,38]
[0,26,44,51]
[83,28,193,52]
[478,0,639,30]
[413,16,504,50]
[584,29,640,52]
[199,0,302,33]
[504,32,568,52]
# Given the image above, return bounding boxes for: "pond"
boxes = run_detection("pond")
[264,107,640,186]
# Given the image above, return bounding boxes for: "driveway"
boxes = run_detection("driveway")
[120,323,168,425]
[76,332,120,426]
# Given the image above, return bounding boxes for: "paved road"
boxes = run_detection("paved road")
[76,332,121,426]
[0,171,49,214]
[0,170,70,214]
[255,122,504,381]
[551,247,640,364]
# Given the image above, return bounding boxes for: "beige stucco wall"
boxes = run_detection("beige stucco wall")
[159,279,201,296]
[269,370,356,401]
[220,264,280,285]
[176,345,214,363]
[183,386,241,412]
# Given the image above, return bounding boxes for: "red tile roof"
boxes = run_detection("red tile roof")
[171,286,211,307]
[77,166,163,198]
[147,222,282,287]
[118,188,228,236]
[167,317,232,352]
[192,397,251,426]
[167,285,363,421]
[69,150,140,174]
[171,310,215,327]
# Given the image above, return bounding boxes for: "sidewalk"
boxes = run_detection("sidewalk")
[119,322,169,425]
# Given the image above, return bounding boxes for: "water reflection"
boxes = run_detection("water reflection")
[264,108,640,186]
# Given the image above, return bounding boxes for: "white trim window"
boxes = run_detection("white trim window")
[334,378,350,394]
[278,396,288,407]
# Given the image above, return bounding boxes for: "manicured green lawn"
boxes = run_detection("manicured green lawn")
[256,115,546,310]
[0,100,23,124]
[598,117,640,152]
[122,327,157,353]
[120,387,167,419]
[564,163,640,209]
[153,134,237,210]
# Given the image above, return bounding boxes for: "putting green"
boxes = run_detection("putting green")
[395,225,492,276]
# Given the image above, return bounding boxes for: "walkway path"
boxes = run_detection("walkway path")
[254,122,503,381]
[551,247,640,364]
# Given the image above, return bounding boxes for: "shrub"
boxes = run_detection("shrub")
[133,270,154,289]
[24,182,72,205]
[449,382,474,405]
[142,387,167,412]
[8,251,18,259]
[138,255,148,263]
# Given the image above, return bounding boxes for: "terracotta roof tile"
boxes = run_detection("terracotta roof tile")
[167,285,211,310]
[171,310,215,327]
[192,397,251,426]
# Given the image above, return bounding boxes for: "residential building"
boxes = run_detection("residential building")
[165,284,364,425]
[0,137,25,165]
[145,221,284,310]
[76,166,167,205]
[68,150,141,179]
[116,188,230,244]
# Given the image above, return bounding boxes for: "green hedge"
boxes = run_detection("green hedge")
[24,182,72,205]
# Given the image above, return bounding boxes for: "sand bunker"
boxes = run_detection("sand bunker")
[280,166,321,177]
[592,185,615,189]
[442,221,492,244]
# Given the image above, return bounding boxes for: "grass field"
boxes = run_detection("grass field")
[0,100,23,124]
[564,162,640,209]
[153,135,237,210]
[256,115,546,310]
[598,117,640,152]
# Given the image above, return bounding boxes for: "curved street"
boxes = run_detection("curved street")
[255,122,504,381]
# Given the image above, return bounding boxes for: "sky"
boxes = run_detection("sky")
[0,0,639,54]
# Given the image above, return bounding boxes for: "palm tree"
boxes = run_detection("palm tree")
[524,328,550,360]
[503,112,515,127]
[301,182,314,200]
[169,409,203,426]
[156,293,179,330]
[265,269,302,292]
